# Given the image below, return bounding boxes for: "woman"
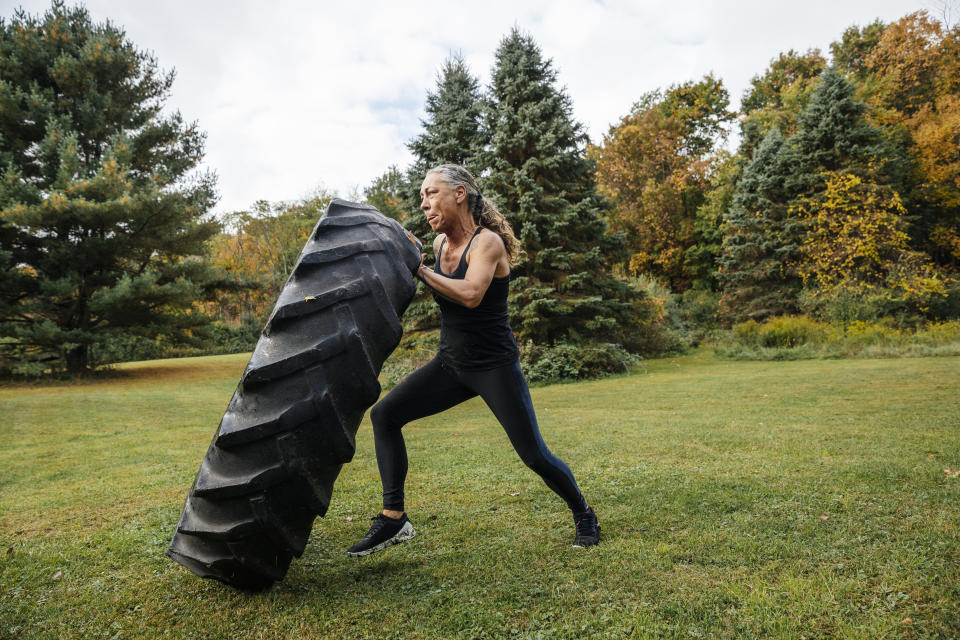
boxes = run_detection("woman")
[347,164,599,557]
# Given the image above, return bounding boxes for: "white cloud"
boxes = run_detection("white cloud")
[3,0,924,215]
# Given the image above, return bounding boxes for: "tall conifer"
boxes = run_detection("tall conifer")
[720,67,907,322]
[718,129,804,320]
[483,29,642,350]
[400,53,486,330]
[791,67,902,193]
[0,2,222,374]
[403,53,486,241]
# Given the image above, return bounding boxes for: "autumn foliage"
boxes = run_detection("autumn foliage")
[591,9,960,329]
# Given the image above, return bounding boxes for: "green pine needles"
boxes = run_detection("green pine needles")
[0,2,226,375]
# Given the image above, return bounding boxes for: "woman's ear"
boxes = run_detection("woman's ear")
[455,185,466,204]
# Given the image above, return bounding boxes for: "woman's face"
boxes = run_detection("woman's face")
[420,173,465,232]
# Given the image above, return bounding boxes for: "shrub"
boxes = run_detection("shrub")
[380,330,440,388]
[718,316,960,360]
[732,315,826,348]
[680,286,722,332]
[626,274,693,353]
[799,287,882,327]
[88,316,262,366]
[520,340,639,384]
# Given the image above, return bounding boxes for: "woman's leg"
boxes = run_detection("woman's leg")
[370,357,475,511]
[460,361,588,514]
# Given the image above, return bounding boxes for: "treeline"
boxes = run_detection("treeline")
[359,10,960,375]
[214,30,665,382]
[2,2,958,379]
[590,11,959,328]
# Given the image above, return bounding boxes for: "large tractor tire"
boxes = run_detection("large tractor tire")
[168,199,421,589]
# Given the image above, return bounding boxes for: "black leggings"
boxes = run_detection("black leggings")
[369,356,587,514]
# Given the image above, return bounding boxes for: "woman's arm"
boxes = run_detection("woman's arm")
[417,232,504,309]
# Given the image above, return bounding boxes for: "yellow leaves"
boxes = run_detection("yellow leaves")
[929,225,960,261]
[628,252,652,275]
[795,172,913,291]
[908,93,960,192]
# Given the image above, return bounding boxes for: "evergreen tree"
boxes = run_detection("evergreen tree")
[403,52,486,240]
[739,49,826,157]
[791,66,901,194]
[400,53,486,330]
[483,28,643,350]
[718,128,805,321]
[720,67,910,323]
[0,2,222,375]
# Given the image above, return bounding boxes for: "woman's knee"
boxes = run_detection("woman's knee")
[520,449,550,474]
[370,401,399,434]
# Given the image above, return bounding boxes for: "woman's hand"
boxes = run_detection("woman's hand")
[405,231,426,279]
[416,230,503,308]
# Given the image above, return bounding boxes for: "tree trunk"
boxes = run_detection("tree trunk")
[65,344,88,375]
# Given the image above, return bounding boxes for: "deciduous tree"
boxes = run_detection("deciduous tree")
[860,11,960,267]
[207,191,333,324]
[591,75,733,290]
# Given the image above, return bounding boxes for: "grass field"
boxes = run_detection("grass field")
[1,350,959,639]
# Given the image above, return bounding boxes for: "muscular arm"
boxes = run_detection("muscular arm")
[417,232,504,309]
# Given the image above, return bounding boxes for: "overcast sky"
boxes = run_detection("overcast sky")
[2,0,936,216]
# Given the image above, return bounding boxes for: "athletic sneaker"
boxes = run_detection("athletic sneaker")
[347,513,416,557]
[573,507,600,548]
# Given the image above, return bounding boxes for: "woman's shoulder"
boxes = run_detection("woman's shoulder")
[474,227,506,252]
[432,234,446,253]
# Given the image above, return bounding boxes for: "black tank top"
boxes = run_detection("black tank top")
[433,228,520,370]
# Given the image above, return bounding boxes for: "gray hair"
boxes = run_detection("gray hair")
[425,163,520,263]
[427,163,484,219]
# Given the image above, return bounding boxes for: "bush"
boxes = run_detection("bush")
[88,316,262,366]
[680,286,722,332]
[520,340,639,384]
[717,316,960,360]
[379,330,440,388]
[799,287,882,327]
[626,274,693,353]
[732,315,826,348]
[799,271,960,329]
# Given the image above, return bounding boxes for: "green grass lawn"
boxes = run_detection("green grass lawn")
[2,351,958,639]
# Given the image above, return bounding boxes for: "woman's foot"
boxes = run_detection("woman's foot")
[573,507,600,547]
[347,513,416,557]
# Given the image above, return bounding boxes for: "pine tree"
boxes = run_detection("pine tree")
[720,67,911,323]
[0,2,222,374]
[718,128,805,321]
[403,52,486,240]
[483,28,643,351]
[400,53,486,330]
[791,66,901,194]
